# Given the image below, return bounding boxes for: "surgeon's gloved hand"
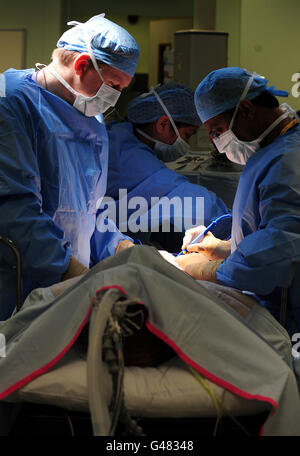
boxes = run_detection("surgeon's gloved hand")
[182,225,231,261]
[175,252,222,282]
[62,256,89,281]
[115,239,135,254]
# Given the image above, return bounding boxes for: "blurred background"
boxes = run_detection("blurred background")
[0,0,299,104]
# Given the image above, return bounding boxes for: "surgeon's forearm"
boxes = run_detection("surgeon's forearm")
[61,256,89,281]
[194,259,223,282]
[177,254,223,282]
[215,239,231,259]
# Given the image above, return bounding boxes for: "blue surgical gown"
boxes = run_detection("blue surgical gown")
[217,124,300,334]
[103,121,230,238]
[0,69,128,319]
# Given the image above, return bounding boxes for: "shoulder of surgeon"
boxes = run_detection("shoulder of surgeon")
[281,122,300,152]
[243,122,300,190]
[106,120,135,139]
[106,120,166,169]
[1,68,36,98]
[106,120,156,153]
[247,122,300,167]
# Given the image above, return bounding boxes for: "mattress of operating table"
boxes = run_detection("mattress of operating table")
[12,346,268,418]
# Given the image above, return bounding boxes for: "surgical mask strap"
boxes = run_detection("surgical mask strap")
[35,63,46,71]
[136,128,157,144]
[150,87,181,138]
[35,63,47,86]
[47,66,78,96]
[229,74,255,130]
[67,19,104,82]
[257,111,289,142]
[281,103,300,122]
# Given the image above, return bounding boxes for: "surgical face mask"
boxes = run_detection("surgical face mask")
[73,74,120,116]
[213,112,288,165]
[135,86,191,162]
[213,74,289,165]
[48,66,120,117]
[136,128,190,162]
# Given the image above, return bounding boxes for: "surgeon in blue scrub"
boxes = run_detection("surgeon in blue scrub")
[0,14,139,319]
[176,67,300,334]
[104,83,230,246]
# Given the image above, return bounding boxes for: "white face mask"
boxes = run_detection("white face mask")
[213,74,289,165]
[48,66,120,117]
[214,111,288,165]
[135,87,191,162]
[136,128,190,162]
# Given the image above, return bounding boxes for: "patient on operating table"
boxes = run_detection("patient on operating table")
[49,251,180,368]
[46,244,224,369]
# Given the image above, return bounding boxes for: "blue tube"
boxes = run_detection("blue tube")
[176,214,232,257]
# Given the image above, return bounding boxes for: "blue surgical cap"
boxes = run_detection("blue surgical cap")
[195,67,289,123]
[57,14,140,77]
[127,82,202,126]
